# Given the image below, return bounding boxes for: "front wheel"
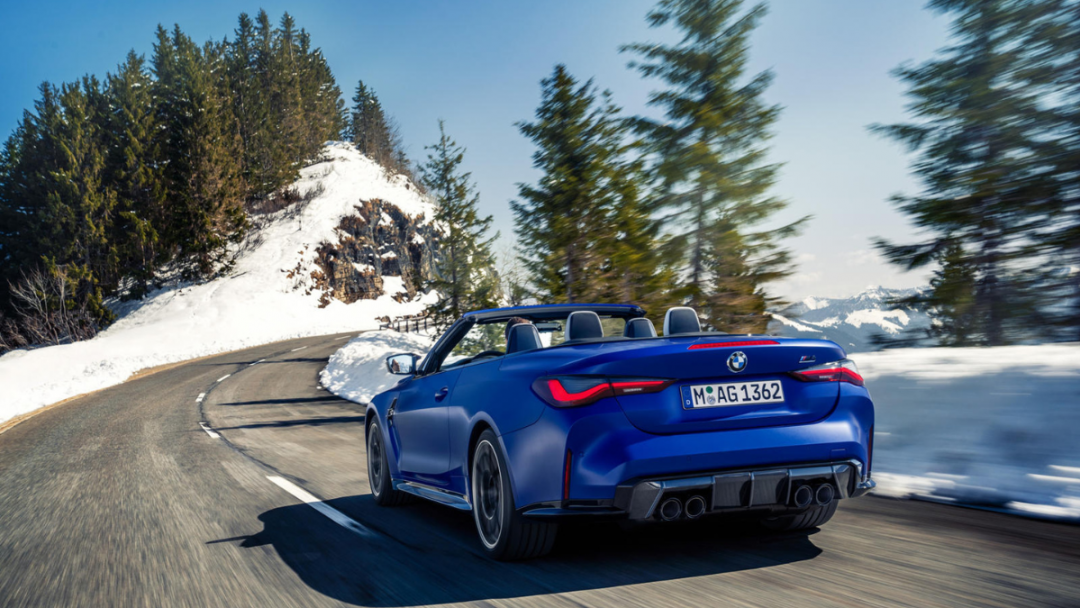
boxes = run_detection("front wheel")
[471,430,557,560]
[367,421,409,506]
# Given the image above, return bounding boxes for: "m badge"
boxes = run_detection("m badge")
[727,351,748,373]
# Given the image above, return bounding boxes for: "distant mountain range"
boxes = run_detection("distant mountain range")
[767,287,931,353]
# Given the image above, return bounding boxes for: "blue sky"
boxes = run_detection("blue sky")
[0,1,948,300]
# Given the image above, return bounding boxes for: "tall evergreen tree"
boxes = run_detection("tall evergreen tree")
[623,0,805,333]
[512,65,628,304]
[871,0,1060,346]
[152,25,246,279]
[594,155,676,317]
[104,51,166,297]
[227,12,270,201]
[349,81,394,167]
[421,121,500,329]
[1026,0,1080,339]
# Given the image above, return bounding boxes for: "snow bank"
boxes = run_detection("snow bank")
[0,143,436,424]
[319,331,434,404]
[855,343,1080,520]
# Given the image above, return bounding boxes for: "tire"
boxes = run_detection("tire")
[367,421,410,506]
[760,500,838,532]
[471,430,558,560]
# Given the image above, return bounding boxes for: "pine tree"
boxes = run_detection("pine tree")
[594,157,676,318]
[227,13,270,201]
[295,29,345,156]
[152,25,246,279]
[871,0,1060,346]
[104,51,167,297]
[350,81,394,167]
[511,65,627,304]
[1026,0,1080,340]
[623,0,805,333]
[421,121,500,329]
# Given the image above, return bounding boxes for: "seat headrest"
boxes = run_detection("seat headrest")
[506,323,543,354]
[664,307,701,335]
[623,317,657,338]
[566,311,604,341]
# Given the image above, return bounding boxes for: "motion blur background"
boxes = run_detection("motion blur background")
[0,0,1078,537]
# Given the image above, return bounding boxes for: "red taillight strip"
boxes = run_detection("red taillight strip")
[535,376,673,407]
[547,379,610,402]
[794,367,864,386]
[688,340,779,350]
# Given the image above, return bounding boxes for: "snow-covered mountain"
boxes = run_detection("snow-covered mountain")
[0,142,439,422]
[768,287,931,352]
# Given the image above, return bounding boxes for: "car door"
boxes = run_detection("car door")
[389,367,461,484]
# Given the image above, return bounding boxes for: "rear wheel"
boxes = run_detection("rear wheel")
[367,421,409,506]
[471,430,557,560]
[760,501,838,532]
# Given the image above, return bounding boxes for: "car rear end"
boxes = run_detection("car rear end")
[505,335,875,523]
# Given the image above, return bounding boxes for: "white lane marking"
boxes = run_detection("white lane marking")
[249,358,266,367]
[199,422,221,439]
[217,374,231,382]
[291,346,308,352]
[266,476,374,537]
[335,336,351,341]
[196,393,206,403]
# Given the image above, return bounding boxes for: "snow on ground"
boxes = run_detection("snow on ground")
[0,142,435,425]
[319,331,435,404]
[855,343,1080,520]
[322,335,1080,522]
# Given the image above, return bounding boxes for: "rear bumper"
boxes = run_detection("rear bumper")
[501,383,874,510]
[614,458,872,520]
[521,459,874,521]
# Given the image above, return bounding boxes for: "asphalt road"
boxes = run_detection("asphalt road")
[1,333,1079,608]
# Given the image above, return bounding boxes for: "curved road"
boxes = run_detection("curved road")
[1,333,1078,607]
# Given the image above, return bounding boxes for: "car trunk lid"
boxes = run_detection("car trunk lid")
[551,336,846,434]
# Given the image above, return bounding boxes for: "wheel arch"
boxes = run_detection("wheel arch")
[466,418,524,507]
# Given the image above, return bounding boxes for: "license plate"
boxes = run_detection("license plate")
[681,380,785,408]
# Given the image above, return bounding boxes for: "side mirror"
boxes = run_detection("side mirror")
[386,353,420,375]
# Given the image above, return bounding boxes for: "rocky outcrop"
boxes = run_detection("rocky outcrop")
[311,199,440,306]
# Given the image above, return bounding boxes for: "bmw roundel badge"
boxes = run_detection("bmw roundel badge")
[727,351,748,373]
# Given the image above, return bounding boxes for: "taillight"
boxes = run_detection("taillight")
[610,378,673,396]
[789,358,864,386]
[532,376,674,407]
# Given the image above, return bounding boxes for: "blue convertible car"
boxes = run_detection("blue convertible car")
[367,304,875,560]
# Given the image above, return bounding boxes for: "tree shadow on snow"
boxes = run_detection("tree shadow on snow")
[209,494,823,606]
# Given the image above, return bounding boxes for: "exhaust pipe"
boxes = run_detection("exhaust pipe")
[815,484,835,506]
[659,497,683,521]
[684,495,707,519]
[792,485,814,509]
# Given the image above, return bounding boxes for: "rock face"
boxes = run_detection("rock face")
[311,199,440,306]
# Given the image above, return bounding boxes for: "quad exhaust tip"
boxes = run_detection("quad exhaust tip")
[792,484,814,509]
[815,483,835,506]
[659,497,683,521]
[684,495,706,519]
